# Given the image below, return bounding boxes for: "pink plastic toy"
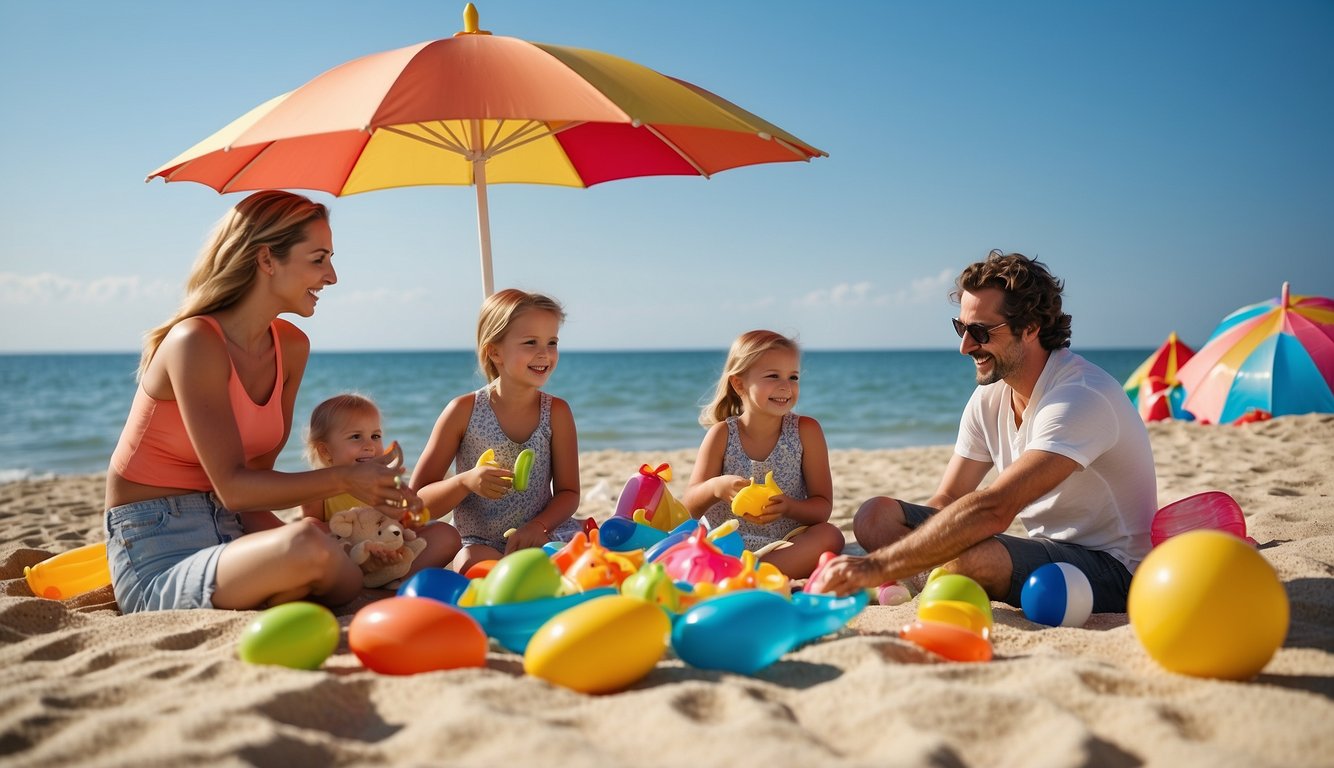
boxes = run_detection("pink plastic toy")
[1151,491,1256,547]
[613,463,692,532]
[655,526,744,585]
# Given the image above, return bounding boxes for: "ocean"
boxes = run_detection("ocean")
[0,349,1151,480]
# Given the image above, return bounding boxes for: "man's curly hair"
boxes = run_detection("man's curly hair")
[951,250,1072,350]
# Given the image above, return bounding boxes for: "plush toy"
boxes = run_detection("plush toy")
[328,506,427,588]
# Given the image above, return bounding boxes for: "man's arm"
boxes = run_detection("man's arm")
[814,449,1080,594]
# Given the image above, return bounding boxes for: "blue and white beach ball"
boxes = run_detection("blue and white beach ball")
[1021,562,1094,627]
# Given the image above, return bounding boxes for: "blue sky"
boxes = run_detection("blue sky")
[1,1,1330,353]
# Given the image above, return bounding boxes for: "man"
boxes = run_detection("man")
[811,251,1156,612]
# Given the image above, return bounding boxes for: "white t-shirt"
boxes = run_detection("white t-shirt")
[955,348,1156,571]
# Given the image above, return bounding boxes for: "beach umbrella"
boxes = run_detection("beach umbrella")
[1123,332,1196,422]
[1176,282,1334,424]
[145,3,826,297]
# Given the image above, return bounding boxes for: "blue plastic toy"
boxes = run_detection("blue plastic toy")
[397,568,471,605]
[461,587,618,653]
[598,516,668,552]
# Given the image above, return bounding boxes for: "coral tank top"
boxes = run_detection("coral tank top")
[109,317,285,491]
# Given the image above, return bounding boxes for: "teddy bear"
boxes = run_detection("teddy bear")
[328,506,427,588]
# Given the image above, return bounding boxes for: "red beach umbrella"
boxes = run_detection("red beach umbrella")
[1124,332,1195,422]
[146,3,827,297]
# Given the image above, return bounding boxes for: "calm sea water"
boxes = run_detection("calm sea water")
[0,349,1150,480]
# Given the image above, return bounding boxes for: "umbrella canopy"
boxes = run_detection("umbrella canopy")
[1124,332,1196,422]
[146,3,826,297]
[1176,282,1334,424]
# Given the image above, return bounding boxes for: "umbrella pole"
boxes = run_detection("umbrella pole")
[474,157,494,298]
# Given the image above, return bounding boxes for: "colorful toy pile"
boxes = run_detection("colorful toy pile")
[236,463,867,692]
[898,568,993,662]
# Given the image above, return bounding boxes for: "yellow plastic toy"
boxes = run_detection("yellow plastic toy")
[24,541,111,600]
[731,471,783,518]
[523,594,670,694]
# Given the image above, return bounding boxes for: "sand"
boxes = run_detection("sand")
[2,415,1332,767]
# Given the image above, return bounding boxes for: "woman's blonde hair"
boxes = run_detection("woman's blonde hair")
[700,330,800,426]
[476,288,566,381]
[304,393,380,467]
[138,190,329,377]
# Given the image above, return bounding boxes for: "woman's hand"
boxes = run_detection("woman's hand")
[464,464,513,500]
[342,462,412,514]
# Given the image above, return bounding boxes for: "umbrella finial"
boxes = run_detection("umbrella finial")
[457,3,492,36]
[1281,281,1291,309]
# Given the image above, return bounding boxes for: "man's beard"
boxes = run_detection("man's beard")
[973,341,1023,386]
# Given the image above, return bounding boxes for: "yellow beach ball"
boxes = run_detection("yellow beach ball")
[1128,530,1288,680]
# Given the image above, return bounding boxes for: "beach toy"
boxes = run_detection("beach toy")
[917,568,994,628]
[613,463,692,532]
[463,587,617,653]
[397,567,470,605]
[1233,408,1273,425]
[788,590,870,646]
[694,550,790,597]
[876,581,913,606]
[644,518,745,562]
[619,561,687,613]
[349,596,488,675]
[512,448,535,491]
[1128,530,1288,680]
[524,594,670,694]
[236,602,340,670]
[802,550,839,594]
[1021,563,1094,628]
[475,448,498,468]
[23,541,111,600]
[918,599,992,638]
[598,515,668,552]
[899,620,993,663]
[730,471,783,518]
[654,526,745,586]
[562,532,640,592]
[1150,491,1256,547]
[472,548,561,606]
[464,560,497,580]
[671,590,798,675]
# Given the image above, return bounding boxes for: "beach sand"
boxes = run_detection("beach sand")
[2,415,1332,767]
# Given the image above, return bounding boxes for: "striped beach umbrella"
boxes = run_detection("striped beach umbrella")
[1176,282,1334,424]
[1124,332,1195,422]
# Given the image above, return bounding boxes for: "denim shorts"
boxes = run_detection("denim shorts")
[105,492,244,613]
[900,500,1134,613]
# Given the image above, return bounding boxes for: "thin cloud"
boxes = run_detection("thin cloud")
[897,269,955,305]
[795,281,876,308]
[0,273,177,304]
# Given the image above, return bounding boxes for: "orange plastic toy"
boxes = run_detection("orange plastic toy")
[24,541,111,600]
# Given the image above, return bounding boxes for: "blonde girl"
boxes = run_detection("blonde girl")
[301,393,461,577]
[683,330,845,578]
[411,289,581,574]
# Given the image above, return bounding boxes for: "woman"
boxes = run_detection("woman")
[105,190,415,612]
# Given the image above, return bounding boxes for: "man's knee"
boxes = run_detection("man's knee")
[942,538,1013,602]
[853,496,908,552]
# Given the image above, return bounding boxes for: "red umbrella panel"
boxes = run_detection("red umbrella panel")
[1124,332,1195,422]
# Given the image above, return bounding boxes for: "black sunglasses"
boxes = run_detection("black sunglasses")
[952,318,1010,345]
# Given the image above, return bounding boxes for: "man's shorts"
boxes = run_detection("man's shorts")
[899,500,1134,613]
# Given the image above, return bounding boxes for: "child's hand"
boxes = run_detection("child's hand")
[504,519,549,555]
[749,494,790,526]
[712,475,750,503]
[465,464,514,499]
